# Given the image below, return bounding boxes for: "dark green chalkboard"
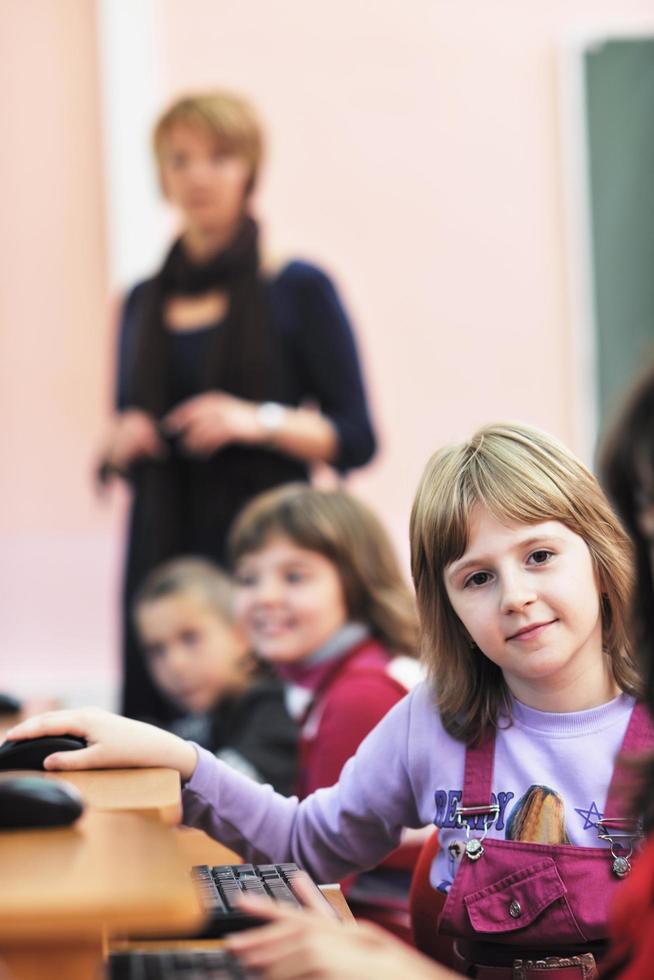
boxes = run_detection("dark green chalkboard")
[585,38,654,426]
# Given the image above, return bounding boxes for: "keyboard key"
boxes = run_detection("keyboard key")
[108,949,252,979]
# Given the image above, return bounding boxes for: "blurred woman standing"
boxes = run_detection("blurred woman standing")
[99,92,376,721]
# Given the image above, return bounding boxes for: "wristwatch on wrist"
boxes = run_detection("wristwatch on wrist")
[257,401,286,441]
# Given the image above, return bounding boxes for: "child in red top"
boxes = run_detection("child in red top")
[284,632,417,800]
[229,483,424,927]
[229,485,420,798]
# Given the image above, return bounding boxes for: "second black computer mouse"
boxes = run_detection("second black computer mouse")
[0,735,87,771]
[0,775,85,829]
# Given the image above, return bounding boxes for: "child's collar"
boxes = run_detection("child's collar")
[277,622,370,691]
[303,622,370,669]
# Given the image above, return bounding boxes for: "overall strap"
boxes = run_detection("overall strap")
[461,727,497,808]
[604,701,654,818]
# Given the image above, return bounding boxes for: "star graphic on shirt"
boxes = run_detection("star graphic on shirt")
[575,801,603,830]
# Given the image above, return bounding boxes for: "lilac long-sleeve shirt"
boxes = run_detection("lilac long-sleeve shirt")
[183,680,634,891]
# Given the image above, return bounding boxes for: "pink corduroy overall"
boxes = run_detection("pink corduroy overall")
[437,702,654,979]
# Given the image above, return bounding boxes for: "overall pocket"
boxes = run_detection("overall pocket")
[460,858,587,944]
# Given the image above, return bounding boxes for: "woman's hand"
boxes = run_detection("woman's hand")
[226,875,452,980]
[164,392,260,456]
[101,409,167,472]
[165,391,338,462]
[5,708,198,780]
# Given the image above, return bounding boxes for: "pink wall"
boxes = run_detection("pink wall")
[0,0,120,698]
[2,1,653,702]
[157,0,654,553]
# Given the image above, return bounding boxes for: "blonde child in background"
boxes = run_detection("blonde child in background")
[134,557,297,795]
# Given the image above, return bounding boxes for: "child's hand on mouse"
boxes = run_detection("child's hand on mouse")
[5,708,198,779]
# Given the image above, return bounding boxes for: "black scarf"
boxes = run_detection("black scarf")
[120,217,309,717]
[130,215,281,415]
[121,212,306,585]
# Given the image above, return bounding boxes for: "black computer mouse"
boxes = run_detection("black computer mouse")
[0,735,87,771]
[0,775,84,829]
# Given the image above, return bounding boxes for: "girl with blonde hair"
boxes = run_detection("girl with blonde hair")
[10,423,650,978]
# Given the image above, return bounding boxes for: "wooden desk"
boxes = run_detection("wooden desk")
[0,766,354,979]
[174,825,242,865]
[171,827,352,920]
[0,810,203,980]
[0,768,182,824]
[111,883,354,958]
[111,826,354,957]
[110,813,353,961]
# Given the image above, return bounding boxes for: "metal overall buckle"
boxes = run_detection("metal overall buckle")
[454,803,499,861]
[596,817,643,878]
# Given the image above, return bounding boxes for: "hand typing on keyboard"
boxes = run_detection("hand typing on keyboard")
[226,874,452,980]
[190,863,334,936]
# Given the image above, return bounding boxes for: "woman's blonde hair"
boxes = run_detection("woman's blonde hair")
[153,91,264,194]
[410,422,640,743]
[228,484,418,657]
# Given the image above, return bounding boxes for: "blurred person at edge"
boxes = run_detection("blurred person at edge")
[598,361,654,978]
[97,92,376,723]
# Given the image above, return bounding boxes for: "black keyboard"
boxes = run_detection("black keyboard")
[190,862,334,936]
[108,864,334,979]
[108,950,252,979]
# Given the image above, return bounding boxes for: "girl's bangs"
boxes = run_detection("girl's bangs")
[229,489,335,567]
[469,454,577,528]
[436,446,581,571]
